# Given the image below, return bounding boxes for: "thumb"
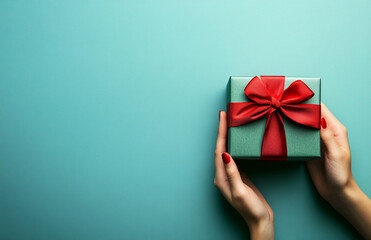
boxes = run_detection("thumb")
[320,117,338,151]
[221,153,245,196]
[320,103,343,151]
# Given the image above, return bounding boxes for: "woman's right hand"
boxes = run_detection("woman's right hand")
[306,103,353,201]
[307,103,371,239]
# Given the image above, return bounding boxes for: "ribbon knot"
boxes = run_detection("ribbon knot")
[271,97,281,109]
[228,76,320,161]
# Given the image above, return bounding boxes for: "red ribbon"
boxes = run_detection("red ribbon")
[228,76,320,161]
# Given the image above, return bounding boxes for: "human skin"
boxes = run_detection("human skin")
[214,111,274,240]
[215,103,371,240]
[306,103,371,239]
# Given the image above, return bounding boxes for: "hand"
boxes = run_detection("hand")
[306,103,353,201]
[214,111,274,240]
[307,103,371,239]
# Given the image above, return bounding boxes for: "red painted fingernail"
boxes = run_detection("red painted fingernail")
[221,152,231,164]
[321,117,327,129]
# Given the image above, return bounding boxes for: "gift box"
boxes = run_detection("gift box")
[227,76,321,161]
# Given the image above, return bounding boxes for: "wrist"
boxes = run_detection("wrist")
[326,176,361,210]
[325,177,371,239]
[248,219,274,240]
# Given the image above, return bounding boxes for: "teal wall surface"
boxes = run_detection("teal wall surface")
[0,1,370,239]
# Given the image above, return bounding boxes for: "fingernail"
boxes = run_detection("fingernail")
[321,117,327,129]
[221,152,231,164]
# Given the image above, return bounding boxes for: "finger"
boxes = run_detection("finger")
[306,157,325,188]
[239,170,272,215]
[321,103,342,127]
[321,103,349,148]
[215,111,227,153]
[214,111,231,198]
[215,111,228,178]
[239,171,263,199]
[221,153,245,197]
[320,121,338,151]
[320,103,339,150]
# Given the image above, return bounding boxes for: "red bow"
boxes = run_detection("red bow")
[228,76,320,161]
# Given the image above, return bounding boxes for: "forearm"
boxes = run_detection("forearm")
[248,220,274,240]
[328,178,371,239]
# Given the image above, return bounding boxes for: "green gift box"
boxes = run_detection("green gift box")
[227,76,321,161]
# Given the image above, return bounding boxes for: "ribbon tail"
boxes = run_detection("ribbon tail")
[260,111,287,161]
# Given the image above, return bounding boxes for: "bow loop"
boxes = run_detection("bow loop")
[244,76,272,105]
[281,80,315,104]
[260,76,285,99]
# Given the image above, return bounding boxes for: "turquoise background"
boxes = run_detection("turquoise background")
[0,0,370,239]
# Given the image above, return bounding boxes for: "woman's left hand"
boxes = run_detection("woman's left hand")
[214,111,274,240]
